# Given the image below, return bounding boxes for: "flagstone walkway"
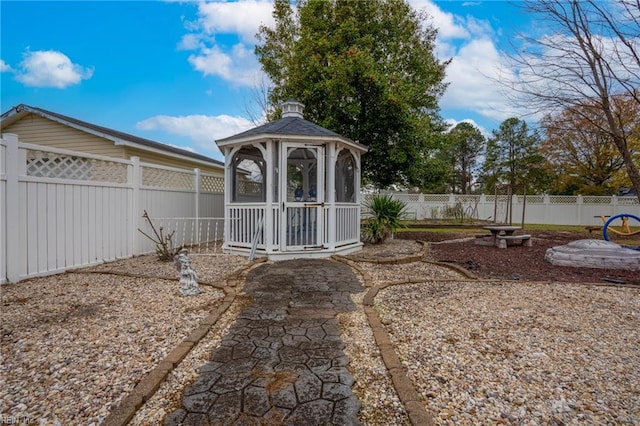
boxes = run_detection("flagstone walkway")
[164,258,363,425]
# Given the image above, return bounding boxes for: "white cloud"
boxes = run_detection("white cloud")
[180,0,274,87]
[440,38,518,120]
[444,117,490,138]
[0,59,12,72]
[409,0,470,40]
[407,1,530,125]
[178,33,203,50]
[197,0,274,44]
[464,15,495,39]
[407,0,524,125]
[188,42,262,87]
[14,50,93,88]
[136,113,255,157]
[516,33,640,104]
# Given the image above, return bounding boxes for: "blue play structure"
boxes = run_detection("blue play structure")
[603,213,640,251]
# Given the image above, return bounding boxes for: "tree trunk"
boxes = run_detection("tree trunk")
[614,135,640,202]
[601,95,640,202]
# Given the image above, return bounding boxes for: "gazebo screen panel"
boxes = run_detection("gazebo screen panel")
[335,149,356,203]
[272,142,279,200]
[232,146,266,202]
[287,148,318,202]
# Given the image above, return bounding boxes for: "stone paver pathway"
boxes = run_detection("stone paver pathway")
[165,259,364,426]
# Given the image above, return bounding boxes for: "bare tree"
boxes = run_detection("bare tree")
[506,0,640,200]
[243,75,274,127]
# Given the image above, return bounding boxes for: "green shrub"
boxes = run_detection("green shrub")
[361,195,408,244]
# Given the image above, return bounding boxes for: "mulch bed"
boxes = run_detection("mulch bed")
[397,230,640,286]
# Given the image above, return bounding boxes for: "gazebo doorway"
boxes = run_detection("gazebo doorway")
[283,143,323,250]
[216,101,367,260]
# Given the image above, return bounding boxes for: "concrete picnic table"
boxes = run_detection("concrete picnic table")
[480,225,531,248]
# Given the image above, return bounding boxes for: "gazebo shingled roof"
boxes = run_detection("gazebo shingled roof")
[218,116,340,141]
[217,115,367,153]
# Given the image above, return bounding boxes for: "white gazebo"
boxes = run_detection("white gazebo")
[216,100,367,259]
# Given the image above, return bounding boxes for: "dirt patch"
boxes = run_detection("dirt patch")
[397,230,640,285]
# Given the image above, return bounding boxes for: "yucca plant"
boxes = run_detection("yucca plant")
[361,194,408,244]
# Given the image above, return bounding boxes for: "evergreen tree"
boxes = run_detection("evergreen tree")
[256,0,449,189]
[481,118,548,194]
[444,122,485,194]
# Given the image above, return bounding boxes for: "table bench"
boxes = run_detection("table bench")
[497,234,532,249]
[474,233,495,246]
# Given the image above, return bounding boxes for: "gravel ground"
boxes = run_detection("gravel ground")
[0,254,247,425]
[2,239,639,425]
[129,292,251,425]
[337,282,410,425]
[375,281,640,424]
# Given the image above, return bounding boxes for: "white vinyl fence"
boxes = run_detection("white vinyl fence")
[1,133,224,284]
[371,192,639,226]
[3,132,639,284]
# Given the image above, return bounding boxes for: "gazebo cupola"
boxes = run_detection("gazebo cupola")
[216,100,367,260]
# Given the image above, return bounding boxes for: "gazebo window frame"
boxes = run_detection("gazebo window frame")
[335,148,357,203]
[231,145,267,203]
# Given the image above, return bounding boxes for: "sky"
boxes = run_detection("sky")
[1,0,535,162]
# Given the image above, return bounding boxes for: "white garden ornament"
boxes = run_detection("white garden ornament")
[174,249,201,296]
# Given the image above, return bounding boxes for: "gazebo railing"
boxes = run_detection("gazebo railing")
[227,204,266,249]
[334,203,360,246]
[285,205,320,247]
[225,203,361,252]
[271,204,281,247]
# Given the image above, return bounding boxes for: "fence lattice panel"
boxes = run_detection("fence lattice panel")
[26,149,127,183]
[201,175,224,193]
[142,166,194,189]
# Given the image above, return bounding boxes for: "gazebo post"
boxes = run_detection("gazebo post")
[326,142,337,251]
[355,154,363,243]
[264,140,274,254]
[223,147,233,251]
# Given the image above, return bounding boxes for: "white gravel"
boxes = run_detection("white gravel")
[375,280,640,425]
[0,254,247,425]
[3,239,638,426]
[338,288,411,425]
[129,293,251,425]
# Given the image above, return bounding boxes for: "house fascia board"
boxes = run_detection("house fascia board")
[113,138,223,170]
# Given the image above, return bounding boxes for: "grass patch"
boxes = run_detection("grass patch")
[395,222,640,246]
[517,224,586,232]
[397,227,481,234]
[397,222,590,234]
